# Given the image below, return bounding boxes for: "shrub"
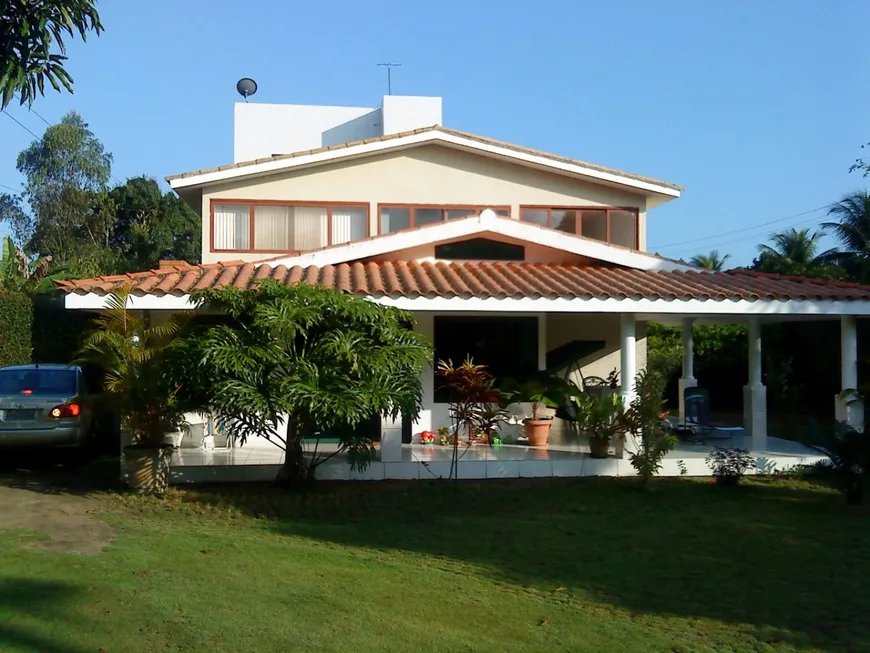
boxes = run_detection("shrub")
[0,290,32,365]
[31,294,94,363]
[706,447,755,486]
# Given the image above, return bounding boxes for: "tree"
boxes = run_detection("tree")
[751,227,840,279]
[172,282,432,487]
[15,110,113,264]
[690,250,731,271]
[1,0,102,108]
[0,236,52,291]
[823,190,870,283]
[850,142,869,178]
[109,177,201,269]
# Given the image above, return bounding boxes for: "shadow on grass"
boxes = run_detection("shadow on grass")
[0,577,89,653]
[183,476,869,652]
[0,452,122,497]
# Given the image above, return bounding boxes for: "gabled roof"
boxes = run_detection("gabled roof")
[58,260,870,303]
[166,125,682,198]
[256,210,694,272]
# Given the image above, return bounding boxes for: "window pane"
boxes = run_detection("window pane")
[551,209,577,234]
[494,209,510,217]
[254,205,292,250]
[520,208,548,227]
[580,210,607,242]
[445,209,478,220]
[610,210,637,248]
[289,206,327,250]
[435,238,525,261]
[415,208,443,227]
[331,206,367,245]
[380,207,411,234]
[213,204,250,250]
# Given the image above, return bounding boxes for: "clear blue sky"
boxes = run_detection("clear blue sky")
[1,0,867,265]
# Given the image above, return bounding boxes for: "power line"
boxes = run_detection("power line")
[1,109,41,139]
[666,214,833,258]
[0,182,19,193]
[11,94,52,127]
[652,204,832,251]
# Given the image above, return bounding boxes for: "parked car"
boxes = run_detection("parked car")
[0,364,95,449]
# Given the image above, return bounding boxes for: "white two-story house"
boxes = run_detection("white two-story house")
[61,95,869,479]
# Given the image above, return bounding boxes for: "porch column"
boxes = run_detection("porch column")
[618,314,638,458]
[835,315,863,429]
[380,413,404,462]
[742,317,767,451]
[537,314,547,371]
[678,318,698,423]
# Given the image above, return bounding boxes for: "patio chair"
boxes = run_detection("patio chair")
[678,387,742,443]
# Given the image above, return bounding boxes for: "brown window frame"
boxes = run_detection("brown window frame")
[209,199,371,254]
[518,205,640,249]
[378,204,512,234]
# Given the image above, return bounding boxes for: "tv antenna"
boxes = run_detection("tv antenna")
[236,78,258,102]
[377,63,401,95]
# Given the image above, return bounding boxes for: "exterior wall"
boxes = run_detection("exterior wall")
[233,102,374,162]
[322,109,381,147]
[381,95,442,134]
[409,311,647,442]
[369,236,595,265]
[202,145,648,263]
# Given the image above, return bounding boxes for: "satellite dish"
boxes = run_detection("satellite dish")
[236,78,258,100]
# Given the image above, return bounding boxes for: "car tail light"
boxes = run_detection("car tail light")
[21,389,33,396]
[49,403,81,419]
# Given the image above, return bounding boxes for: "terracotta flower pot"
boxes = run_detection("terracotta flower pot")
[588,436,611,459]
[123,445,173,495]
[524,419,551,447]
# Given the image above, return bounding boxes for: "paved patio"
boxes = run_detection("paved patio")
[169,434,827,484]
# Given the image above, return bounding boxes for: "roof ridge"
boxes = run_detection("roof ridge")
[165,125,683,191]
[728,268,862,288]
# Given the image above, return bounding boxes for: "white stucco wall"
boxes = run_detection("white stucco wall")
[202,145,648,263]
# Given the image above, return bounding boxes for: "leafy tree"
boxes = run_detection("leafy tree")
[16,110,113,264]
[1,0,102,108]
[823,190,870,283]
[690,250,731,271]
[850,142,869,178]
[172,282,432,487]
[0,193,31,246]
[0,236,52,290]
[109,176,201,269]
[751,227,840,279]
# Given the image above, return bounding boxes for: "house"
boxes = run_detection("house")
[60,95,866,480]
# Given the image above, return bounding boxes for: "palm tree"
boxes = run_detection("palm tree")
[690,251,731,271]
[823,190,870,282]
[752,228,837,278]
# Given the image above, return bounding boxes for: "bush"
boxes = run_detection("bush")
[706,447,755,486]
[0,290,32,365]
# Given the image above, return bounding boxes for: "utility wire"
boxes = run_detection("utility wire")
[11,94,52,127]
[652,204,832,251]
[0,182,19,193]
[1,109,40,140]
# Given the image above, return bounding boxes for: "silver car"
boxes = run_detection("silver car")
[0,364,94,449]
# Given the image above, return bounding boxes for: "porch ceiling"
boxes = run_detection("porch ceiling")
[58,260,870,304]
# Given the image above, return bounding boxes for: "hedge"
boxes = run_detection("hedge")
[0,290,33,366]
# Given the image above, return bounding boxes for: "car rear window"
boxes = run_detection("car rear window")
[0,369,78,396]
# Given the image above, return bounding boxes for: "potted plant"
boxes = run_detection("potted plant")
[77,286,188,495]
[706,447,755,486]
[500,374,573,447]
[574,392,627,458]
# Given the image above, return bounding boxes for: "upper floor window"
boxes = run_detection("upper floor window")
[379,205,510,234]
[519,206,639,249]
[212,201,368,252]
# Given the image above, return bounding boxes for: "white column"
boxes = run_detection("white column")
[537,313,547,372]
[835,315,863,429]
[742,317,767,451]
[619,314,638,458]
[380,413,404,462]
[678,318,698,423]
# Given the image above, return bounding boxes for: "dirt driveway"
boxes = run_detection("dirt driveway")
[0,459,116,555]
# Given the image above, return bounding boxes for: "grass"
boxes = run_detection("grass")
[0,463,869,653]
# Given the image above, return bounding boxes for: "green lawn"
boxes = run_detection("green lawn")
[1,465,869,653]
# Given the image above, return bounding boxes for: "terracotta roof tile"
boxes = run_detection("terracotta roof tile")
[56,262,870,303]
[165,125,683,192]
